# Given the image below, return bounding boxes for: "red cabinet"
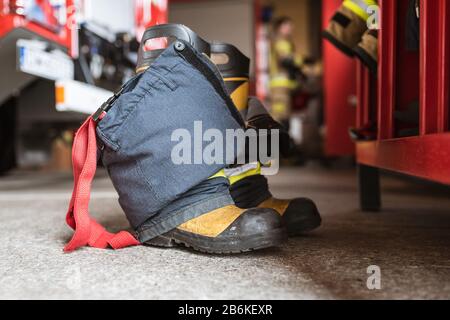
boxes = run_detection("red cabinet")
[322,0,357,157]
[356,0,450,211]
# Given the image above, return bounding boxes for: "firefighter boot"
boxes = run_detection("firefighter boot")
[323,0,376,57]
[246,96,294,158]
[132,26,287,253]
[163,205,286,254]
[211,42,321,236]
[229,173,321,236]
[210,42,292,157]
[146,195,287,254]
[210,41,250,115]
[136,23,211,73]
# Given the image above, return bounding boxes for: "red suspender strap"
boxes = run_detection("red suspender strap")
[64,116,140,252]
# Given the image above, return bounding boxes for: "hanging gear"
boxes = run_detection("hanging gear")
[324,1,379,73]
[354,29,378,73]
[323,0,377,55]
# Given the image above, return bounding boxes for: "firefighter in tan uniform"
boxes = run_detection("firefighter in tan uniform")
[270,17,303,125]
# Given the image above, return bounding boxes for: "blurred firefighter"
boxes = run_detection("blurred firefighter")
[269,16,304,127]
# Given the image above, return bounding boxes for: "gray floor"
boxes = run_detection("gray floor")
[0,165,449,300]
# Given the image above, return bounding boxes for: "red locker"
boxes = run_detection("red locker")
[356,0,450,211]
[323,0,357,157]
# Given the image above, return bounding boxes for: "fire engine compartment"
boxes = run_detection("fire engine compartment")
[0,0,167,170]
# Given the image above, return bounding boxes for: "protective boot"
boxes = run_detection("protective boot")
[323,0,375,57]
[135,23,211,73]
[211,42,321,236]
[131,25,287,253]
[246,96,294,158]
[210,41,250,114]
[354,29,378,74]
[229,174,321,236]
[210,42,292,157]
[147,203,286,254]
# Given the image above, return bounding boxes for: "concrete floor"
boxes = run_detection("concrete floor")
[0,165,449,300]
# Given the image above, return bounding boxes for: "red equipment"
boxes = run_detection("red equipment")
[135,0,168,47]
[356,0,450,211]
[322,0,357,157]
[0,0,78,105]
[0,0,77,56]
[65,114,140,252]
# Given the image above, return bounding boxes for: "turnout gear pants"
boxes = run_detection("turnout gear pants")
[65,41,246,251]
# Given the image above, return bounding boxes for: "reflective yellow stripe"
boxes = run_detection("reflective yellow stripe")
[294,55,304,66]
[209,169,227,180]
[275,39,293,56]
[272,102,288,115]
[224,77,249,82]
[228,163,262,185]
[269,77,297,89]
[343,0,378,20]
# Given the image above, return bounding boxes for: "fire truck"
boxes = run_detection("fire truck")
[0,0,168,173]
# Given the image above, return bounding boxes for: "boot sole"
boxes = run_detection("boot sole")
[145,227,287,254]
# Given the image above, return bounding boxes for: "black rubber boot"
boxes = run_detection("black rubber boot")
[229,175,321,236]
[146,205,287,254]
[246,97,294,158]
[210,42,250,113]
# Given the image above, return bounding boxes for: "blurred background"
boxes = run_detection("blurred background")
[0,0,356,174]
[0,0,450,300]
